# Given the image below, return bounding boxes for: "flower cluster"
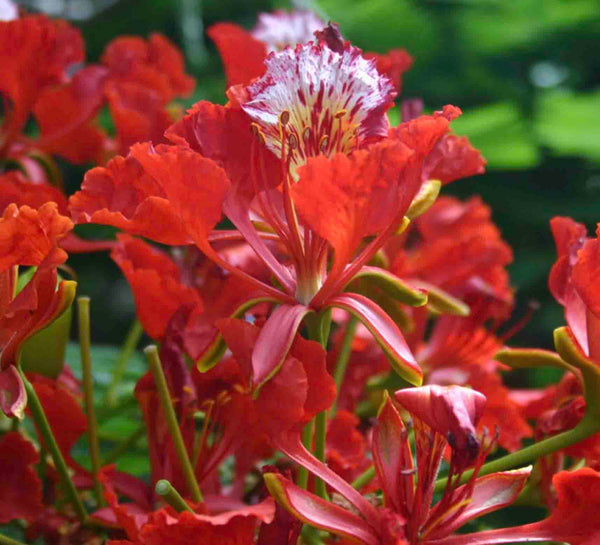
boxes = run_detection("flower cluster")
[1,4,600,545]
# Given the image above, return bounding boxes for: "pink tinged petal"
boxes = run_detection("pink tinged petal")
[326,293,422,386]
[264,473,380,545]
[252,304,312,389]
[251,10,327,53]
[427,467,532,539]
[242,42,395,168]
[372,394,413,515]
[0,366,26,419]
[275,430,381,525]
[394,385,486,468]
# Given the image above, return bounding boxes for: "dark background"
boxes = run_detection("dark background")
[17,0,600,355]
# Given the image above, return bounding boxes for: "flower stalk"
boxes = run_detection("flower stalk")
[331,316,358,416]
[155,479,194,513]
[145,345,203,503]
[18,367,88,522]
[77,297,103,507]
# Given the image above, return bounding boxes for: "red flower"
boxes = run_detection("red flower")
[71,36,467,388]
[0,203,74,417]
[0,432,44,524]
[100,467,276,545]
[391,196,513,318]
[265,386,532,544]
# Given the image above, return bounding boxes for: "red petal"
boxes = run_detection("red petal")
[101,33,194,102]
[69,148,189,245]
[1,262,75,369]
[290,335,336,421]
[33,65,107,164]
[292,140,417,270]
[431,468,600,545]
[327,410,367,472]
[365,48,413,93]
[251,304,311,389]
[29,373,87,464]
[111,235,203,340]
[372,394,412,515]
[166,101,291,289]
[0,15,84,141]
[0,203,71,270]
[0,171,68,213]
[428,468,531,538]
[275,430,380,524]
[326,293,422,386]
[136,499,275,545]
[105,80,172,154]
[129,143,230,251]
[572,224,600,319]
[426,134,486,184]
[0,432,43,523]
[264,473,379,545]
[207,23,267,87]
[0,366,26,418]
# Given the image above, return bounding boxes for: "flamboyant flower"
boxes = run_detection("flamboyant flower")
[71,34,476,388]
[99,467,276,545]
[265,385,535,544]
[208,10,413,92]
[0,432,44,524]
[0,202,75,417]
[391,196,513,319]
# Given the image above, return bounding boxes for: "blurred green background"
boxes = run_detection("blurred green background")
[17,0,600,356]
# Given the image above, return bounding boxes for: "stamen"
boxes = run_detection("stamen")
[319,134,329,153]
[288,133,298,150]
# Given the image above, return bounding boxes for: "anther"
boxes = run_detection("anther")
[280,110,290,126]
[288,133,298,150]
[303,127,312,140]
[319,135,329,153]
[334,109,347,119]
[250,123,266,145]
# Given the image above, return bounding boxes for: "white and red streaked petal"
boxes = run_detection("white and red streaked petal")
[242,43,396,168]
[251,10,326,52]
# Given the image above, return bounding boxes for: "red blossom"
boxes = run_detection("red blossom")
[0,432,44,523]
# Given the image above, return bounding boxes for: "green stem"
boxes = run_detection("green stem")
[155,479,194,513]
[19,368,87,522]
[305,310,332,500]
[330,316,358,416]
[351,464,376,490]
[102,425,146,466]
[77,297,103,506]
[0,533,27,545]
[297,419,314,490]
[106,319,143,407]
[145,345,203,503]
[434,416,600,492]
[314,410,328,499]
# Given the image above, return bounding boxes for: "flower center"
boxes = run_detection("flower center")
[242,42,396,172]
